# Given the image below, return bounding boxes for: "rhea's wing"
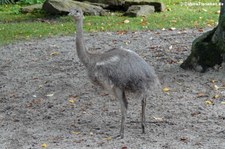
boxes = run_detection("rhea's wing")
[95,54,157,91]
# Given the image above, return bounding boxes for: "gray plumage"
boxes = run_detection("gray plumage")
[69,8,161,139]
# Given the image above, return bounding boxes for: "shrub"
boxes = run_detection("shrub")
[18,0,45,5]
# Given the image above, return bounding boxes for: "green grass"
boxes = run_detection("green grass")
[0,0,221,45]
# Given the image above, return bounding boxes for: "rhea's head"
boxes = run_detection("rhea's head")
[68,8,83,21]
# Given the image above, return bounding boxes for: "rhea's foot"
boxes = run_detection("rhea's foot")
[113,133,124,139]
[142,124,146,134]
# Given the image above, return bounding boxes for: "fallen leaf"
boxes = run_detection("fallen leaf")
[116,30,128,35]
[153,116,164,121]
[122,146,128,149]
[90,132,94,136]
[100,26,105,31]
[198,29,204,32]
[191,111,201,116]
[205,100,213,105]
[211,79,216,83]
[167,7,172,11]
[180,137,189,143]
[46,93,54,97]
[69,99,76,104]
[213,94,220,99]
[125,41,130,45]
[72,131,81,135]
[104,136,112,141]
[214,85,219,90]
[163,87,170,92]
[68,95,78,104]
[214,85,225,90]
[50,51,59,56]
[140,17,148,26]
[169,27,176,31]
[69,95,78,99]
[196,92,208,98]
[123,19,130,24]
[221,101,225,104]
[177,60,183,64]
[41,143,47,148]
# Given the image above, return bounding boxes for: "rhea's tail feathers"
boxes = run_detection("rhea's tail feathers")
[154,77,162,91]
[141,77,162,100]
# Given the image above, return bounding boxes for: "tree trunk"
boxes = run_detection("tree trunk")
[180,0,225,72]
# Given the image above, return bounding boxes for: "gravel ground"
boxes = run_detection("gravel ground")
[1,28,225,149]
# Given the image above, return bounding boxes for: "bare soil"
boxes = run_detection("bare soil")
[1,28,225,149]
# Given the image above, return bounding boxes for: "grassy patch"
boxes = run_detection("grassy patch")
[0,0,221,45]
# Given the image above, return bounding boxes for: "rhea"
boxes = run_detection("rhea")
[69,8,160,138]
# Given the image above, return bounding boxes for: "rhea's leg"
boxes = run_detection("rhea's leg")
[141,97,146,134]
[113,87,127,139]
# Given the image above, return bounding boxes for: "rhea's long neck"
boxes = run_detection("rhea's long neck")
[76,18,90,67]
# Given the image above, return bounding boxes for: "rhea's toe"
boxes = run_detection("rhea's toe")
[142,125,145,134]
[112,134,123,139]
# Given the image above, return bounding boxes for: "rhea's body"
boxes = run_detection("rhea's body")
[69,8,160,138]
[87,47,159,93]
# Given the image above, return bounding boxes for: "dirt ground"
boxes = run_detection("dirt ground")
[1,28,225,149]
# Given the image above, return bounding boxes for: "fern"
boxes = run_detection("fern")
[0,0,15,4]
[18,0,45,5]
[0,0,45,5]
